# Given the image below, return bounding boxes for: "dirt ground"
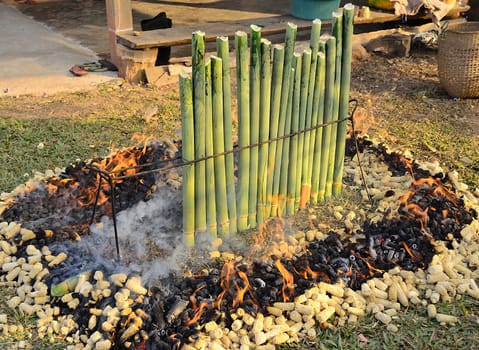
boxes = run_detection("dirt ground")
[3,0,291,56]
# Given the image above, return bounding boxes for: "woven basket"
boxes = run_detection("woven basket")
[438,22,479,98]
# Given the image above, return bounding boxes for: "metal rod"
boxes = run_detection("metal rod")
[107,176,121,260]
[87,115,351,182]
[89,176,104,227]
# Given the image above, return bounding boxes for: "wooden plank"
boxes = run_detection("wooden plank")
[117,15,320,49]
[117,10,406,50]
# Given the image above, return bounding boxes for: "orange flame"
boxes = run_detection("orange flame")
[77,144,149,208]
[215,261,257,310]
[185,285,210,327]
[405,203,429,229]
[402,241,417,260]
[412,177,458,205]
[234,270,250,307]
[358,256,384,278]
[275,259,294,302]
[293,265,331,282]
[185,301,209,327]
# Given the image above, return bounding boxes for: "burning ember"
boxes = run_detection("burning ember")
[0,138,478,350]
[0,139,181,241]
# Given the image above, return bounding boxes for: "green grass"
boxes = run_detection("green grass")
[0,85,181,193]
[282,295,479,350]
[386,115,479,187]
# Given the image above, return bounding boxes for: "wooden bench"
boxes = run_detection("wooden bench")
[112,3,469,82]
[114,10,406,82]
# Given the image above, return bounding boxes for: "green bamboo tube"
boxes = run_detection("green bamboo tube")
[272,22,297,216]
[179,72,195,246]
[265,45,284,217]
[333,3,355,196]
[204,60,217,238]
[257,38,272,227]
[248,25,262,227]
[318,35,336,202]
[310,51,326,204]
[211,56,230,236]
[286,53,302,217]
[295,49,312,210]
[235,31,250,232]
[192,31,207,234]
[303,19,322,204]
[278,66,295,217]
[325,12,343,200]
[217,36,237,234]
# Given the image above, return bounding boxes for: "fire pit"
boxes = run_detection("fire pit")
[0,136,478,350]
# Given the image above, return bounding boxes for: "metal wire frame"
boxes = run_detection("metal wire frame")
[87,100,360,261]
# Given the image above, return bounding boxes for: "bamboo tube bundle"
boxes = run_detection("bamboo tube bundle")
[295,49,312,210]
[278,66,295,217]
[180,74,195,246]
[333,3,355,196]
[265,45,285,216]
[286,53,302,217]
[204,60,217,238]
[302,19,322,208]
[217,37,237,235]
[272,23,297,217]
[192,31,207,234]
[325,12,343,200]
[257,39,272,226]
[211,56,230,236]
[317,35,336,202]
[235,31,251,232]
[180,15,355,240]
[248,25,262,228]
[310,50,327,204]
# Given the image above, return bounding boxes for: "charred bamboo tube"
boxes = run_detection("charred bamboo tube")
[204,60,217,238]
[296,49,312,209]
[303,19,322,205]
[286,53,302,217]
[310,50,326,203]
[248,25,262,227]
[320,281,345,298]
[436,313,458,324]
[48,252,67,267]
[265,45,285,216]
[318,35,336,202]
[375,311,392,325]
[257,38,272,226]
[278,67,295,216]
[192,31,207,234]
[50,271,91,297]
[272,22,297,216]
[333,3,355,196]
[211,56,229,236]
[180,72,195,246]
[125,276,147,295]
[325,12,343,199]
[235,30,250,232]
[216,37,237,235]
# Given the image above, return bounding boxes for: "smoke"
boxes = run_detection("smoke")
[85,183,188,283]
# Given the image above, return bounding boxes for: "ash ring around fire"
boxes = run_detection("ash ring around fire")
[0,138,478,350]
